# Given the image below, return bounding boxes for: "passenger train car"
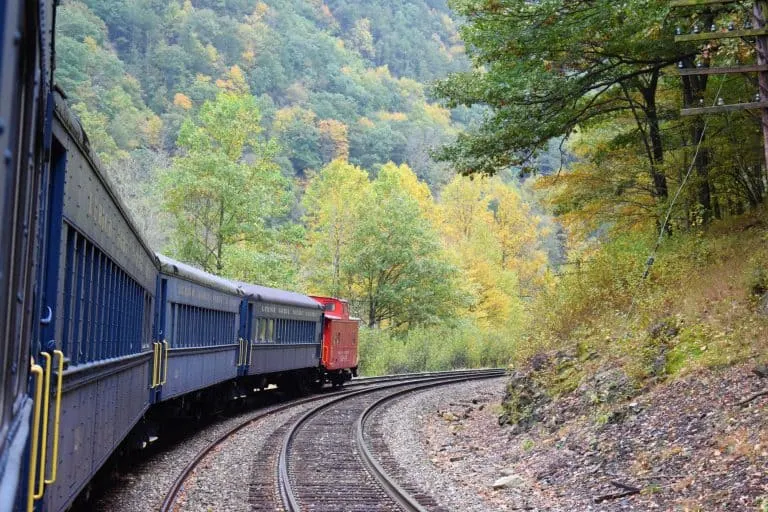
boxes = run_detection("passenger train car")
[0,1,359,510]
[1,0,56,509]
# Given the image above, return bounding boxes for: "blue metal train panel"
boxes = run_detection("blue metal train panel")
[33,94,158,512]
[155,255,242,401]
[0,0,55,508]
[248,345,321,375]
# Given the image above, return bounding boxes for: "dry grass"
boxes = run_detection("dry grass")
[524,209,768,393]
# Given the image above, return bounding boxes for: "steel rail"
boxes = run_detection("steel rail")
[159,390,352,512]
[278,369,505,512]
[356,371,506,512]
[160,369,502,511]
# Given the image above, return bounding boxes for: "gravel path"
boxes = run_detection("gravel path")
[377,377,516,511]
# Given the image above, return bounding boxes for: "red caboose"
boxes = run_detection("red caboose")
[311,296,359,387]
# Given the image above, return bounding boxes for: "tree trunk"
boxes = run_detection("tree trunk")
[641,72,668,200]
[216,202,225,273]
[682,72,712,223]
[368,280,376,328]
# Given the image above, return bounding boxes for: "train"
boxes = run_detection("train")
[0,1,359,510]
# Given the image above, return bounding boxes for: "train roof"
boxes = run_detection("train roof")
[155,253,242,296]
[155,254,321,308]
[54,91,158,267]
[239,282,323,310]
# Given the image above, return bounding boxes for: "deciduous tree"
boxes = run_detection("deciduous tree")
[161,87,291,274]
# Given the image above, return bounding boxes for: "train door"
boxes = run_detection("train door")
[237,301,253,376]
[151,277,168,402]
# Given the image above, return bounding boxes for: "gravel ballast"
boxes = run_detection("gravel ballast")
[92,395,340,512]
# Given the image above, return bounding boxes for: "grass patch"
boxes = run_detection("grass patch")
[522,211,768,396]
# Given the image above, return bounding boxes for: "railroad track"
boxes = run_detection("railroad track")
[279,369,504,512]
[160,369,504,511]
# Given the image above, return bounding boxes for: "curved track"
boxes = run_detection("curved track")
[278,369,504,512]
[160,369,503,511]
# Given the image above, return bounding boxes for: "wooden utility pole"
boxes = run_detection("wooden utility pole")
[754,1,768,172]
[672,0,768,173]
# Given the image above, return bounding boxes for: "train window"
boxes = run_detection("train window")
[267,319,274,342]
[166,301,236,348]
[60,227,151,364]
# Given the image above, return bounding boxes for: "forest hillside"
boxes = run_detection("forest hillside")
[55,0,474,244]
[55,0,554,371]
[55,1,768,508]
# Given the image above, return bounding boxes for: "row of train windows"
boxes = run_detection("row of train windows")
[61,229,152,365]
[253,318,317,344]
[168,303,236,348]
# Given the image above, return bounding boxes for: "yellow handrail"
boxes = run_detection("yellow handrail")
[152,342,159,388]
[156,342,161,387]
[45,350,64,485]
[27,360,43,512]
[34,352,52,499]
[161,341,168,386]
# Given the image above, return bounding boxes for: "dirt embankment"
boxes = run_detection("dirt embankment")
[425,362,767,511]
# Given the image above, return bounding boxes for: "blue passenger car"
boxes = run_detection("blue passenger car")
[30,93,158,512]
[239,283,324,389]
[154,255,242,405]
